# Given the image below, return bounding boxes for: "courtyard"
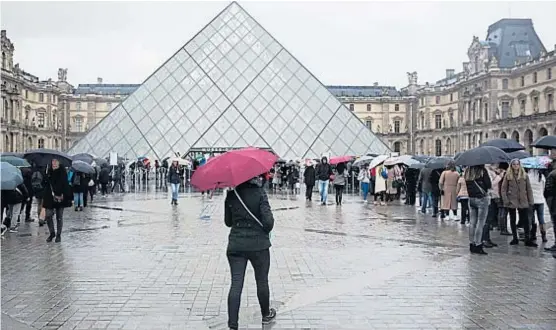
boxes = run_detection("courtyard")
[1,190,556,330]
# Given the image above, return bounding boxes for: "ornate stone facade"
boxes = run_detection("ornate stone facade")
[1,30,70,152]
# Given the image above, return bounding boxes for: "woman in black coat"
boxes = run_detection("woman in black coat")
[42,159,72,243]
[224,177,276,330]
[303,164,316,201]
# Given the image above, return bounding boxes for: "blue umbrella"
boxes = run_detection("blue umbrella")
[0,152,24,158]
[0,162,24,190]
[0,155,31,167]
[520,156,552,169]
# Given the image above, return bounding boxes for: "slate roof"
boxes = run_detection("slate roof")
[73,84,141,95]
[327,85,402,97]
[485,18,546,68]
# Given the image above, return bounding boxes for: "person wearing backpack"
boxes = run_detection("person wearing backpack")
[31,167,46,226]
[1,183,29,234]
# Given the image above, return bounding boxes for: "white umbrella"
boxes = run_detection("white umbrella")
[384,155,420,166]
[170,158,190,166]
[369,155,389,169]
[352,155,374,167]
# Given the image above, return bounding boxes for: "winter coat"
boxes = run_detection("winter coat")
[168,166,181,184]
[430,170,442,196]
[357,168,370,183]
[374,165,386,193]
[1,183,29,206]
[544,168,556,215]
[99,167,110,184]
[70,172,88,194]
[418,168,433,193]
[332,169,348,186]
[287,167,299,186]
[224,180,274,253]
[303,166,316,186]
[405,169,419,189]
[42,166,72,209]
[501,174,533,209]
[315,163,332,181]
[113,167,122,180]
[456,176,468,198]
[439,170,460,210]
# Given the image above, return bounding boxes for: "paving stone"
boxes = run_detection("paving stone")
[2,189,555,329]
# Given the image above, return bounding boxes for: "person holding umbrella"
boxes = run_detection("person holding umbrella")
[190,147,278,329]
[168,160,181,205]
[464,164,492,255]
[42,158,72,242]
[303,161,316,201]
[332,162,348,205]
[501,159,536,247]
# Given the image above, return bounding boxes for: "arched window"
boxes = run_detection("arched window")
[446,138,452,155]
[500,131,507,139]
[1,52,6,70]
[524,129,533,153]
[27,137,33,150]
[38,138,45,149]
[511,131,520,143]
[435,139,442,156]
[419,139,425,154]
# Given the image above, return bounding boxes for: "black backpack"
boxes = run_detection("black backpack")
[31,171,44,192]
[72,172,81,186]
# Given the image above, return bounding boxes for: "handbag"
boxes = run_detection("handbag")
[50,184,64,203]
[88,179,95,187]
[233,189,272,239]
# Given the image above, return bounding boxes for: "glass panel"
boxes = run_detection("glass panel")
[188,84,203,102]
[349,137,367,156]
[258,67,274,85]
[143,74,160,94]
[157,114,173,136]
[132,137,152,158]
[288,95,303,112]
[208,66,223,82]
[201,40,216,56]
[158,94,175,112]
[148,104,164,124]
[250,56,265,73]
[335,104,351,125]
[184,37,201,55]
[251,95,268,111]
[325,96,342,114]
[318,103,335,123]
[226,67,241,84]
[306,94,323,112]
[181,56,197,74]
[233,94,249,110]
[261,85,277,104]
[275,49,291,67]
[241,66,257,83]
[171,138,191,155]
[279,104,296,123]
[232,113,249,135]
[282,126,298,147]
[308,114,326,136]
[295,66,311,84]
[110,105,126,123]
[273,138,289,158]
[240,104,258,123]
[193,136,209,148]
[174,115,193,136]
[242,48,257,63]
[252,137,267,148]
[137,115,155,135]
[251,25,264,39]
[95,137,110,158]
[172,64,188,85]
[242,126,260,146]
[345,114,363,134]
[304,76,320,93]
[222,126,240,146]
[214,114,230,135]
[165,124,182,147]
[153,65,171,86]
[251,115,268,137]
[153,137,172,159]
[194,113,212,135]
[217,76,232,93]
[214,95,230,112]
[145,126,163,146]
[312,137,331,156]
[132,85,150,104]
[298,105,314,125]
[209,32,224,48]
[272,115,287,133]
[125,126,142,145]
[121,95,139,114]
[183,126,201,147]
[201,126,219,146]
[339,122,356,148]
[204,85,221,103]
[169,84,186,104]
[176,95,195,115]
[208,48,224,65]
[199,57,215,73]
[279,85,294,103]
[290,138,308,159]
[196,95,212,112]
[105,125,124,147]
[290,113,307,133]
[113,138,132,156]
[330,137,349,156]
[129,104,147,124]
[224,106,240,124]
[150,84,167,103]
[296,85,312,104]
[116,115,134,135]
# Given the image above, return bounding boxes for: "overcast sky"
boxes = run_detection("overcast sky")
[2,1,556,88]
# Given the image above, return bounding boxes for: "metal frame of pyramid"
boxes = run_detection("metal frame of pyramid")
[68,1,391,160]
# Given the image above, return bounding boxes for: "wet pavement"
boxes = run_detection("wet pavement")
[2,188,555,330]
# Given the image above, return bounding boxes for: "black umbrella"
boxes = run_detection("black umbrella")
[455,146,510,167]
[480,138,525,152]
[506,150,531,160]
[72,153,95,164]
[409,162,425,170]
[275,158,287,164]
[24,148,72,168]
[412,155,431,163]
[72,160,95,174]
[0,155,31,167]
[532,135,556,150]
[425,156,453,170]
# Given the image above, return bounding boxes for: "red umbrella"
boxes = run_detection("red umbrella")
[329,155,353,165]
[190,147,278,191]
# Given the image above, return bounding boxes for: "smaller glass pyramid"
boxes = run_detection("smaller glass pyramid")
[69,2,391,159]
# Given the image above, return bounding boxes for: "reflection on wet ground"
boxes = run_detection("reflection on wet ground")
[2,189,555,330]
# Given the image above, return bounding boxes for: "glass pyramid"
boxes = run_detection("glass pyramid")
[69,2,391,160]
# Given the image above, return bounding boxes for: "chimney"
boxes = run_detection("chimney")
[373,82,379,87]
[97,77,103,84]
[446,69,455,79]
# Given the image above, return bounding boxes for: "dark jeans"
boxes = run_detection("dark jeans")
[100,183,108,196]
[334,185,344,204]
[406,187,416,205]
[45,207,64,238]
[21,197,32,219]
[508,208,530,241]
[112,179,125,192]
[227,249,270,329]
[460,198,469,223]
[305,184,314,200]
[482,198,499,241]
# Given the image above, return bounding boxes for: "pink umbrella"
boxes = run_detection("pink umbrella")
[329,155,353,165]
[190,147,278,191]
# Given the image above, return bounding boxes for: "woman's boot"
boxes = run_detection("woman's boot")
[530,223,538,241]
[540,224,548,243]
